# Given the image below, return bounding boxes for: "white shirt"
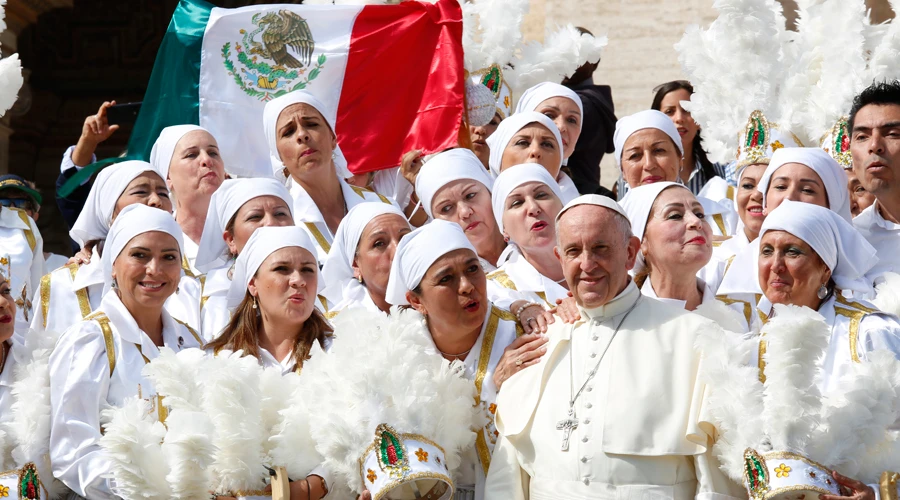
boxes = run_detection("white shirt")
[290,177,396,265]
[854,202,900,283]
[485,282,744,500]
[48,291,201,499]
[486,247,568,311]
[0,207,44,340]
[182,235,201,277]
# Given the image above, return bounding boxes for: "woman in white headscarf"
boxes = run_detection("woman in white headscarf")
[614,109,737,238]
[319,202,411,316]
[31,161,203,336]
[718,201,900,397]
[413,148,507,270]
[711,161,767,265]
[515,82,583,197]
[486,112,579,203]
[757,147,852,222]
[621,182,717,310]
[195,178,294,342]
[383,219,524,500]
[263,90,393,265]
[48,204,202,500]
[149,125,227,275]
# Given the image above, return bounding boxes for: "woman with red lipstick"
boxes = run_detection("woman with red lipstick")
[194,178,295,342]
[320,203,411,316]
[49,205,202,499]
[621,183,716,311]
[263,91,394,266]
[385,219,523,500]
[150,125,227,276]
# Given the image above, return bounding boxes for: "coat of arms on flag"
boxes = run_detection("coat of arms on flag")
[222,10,327,101]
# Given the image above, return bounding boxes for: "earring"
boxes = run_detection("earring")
[252,296,258,309]
[176,286,180,294]
[817,283,829,300]
[357,275,364,284]
[111,278,118,290]
[331,151,337,160]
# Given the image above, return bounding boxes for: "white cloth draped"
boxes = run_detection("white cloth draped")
[757,147,852,222]
[195,177,293,273]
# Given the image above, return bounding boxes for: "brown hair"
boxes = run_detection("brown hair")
[206,291,333,369]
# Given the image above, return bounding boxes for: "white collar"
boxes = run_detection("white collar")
[869,202,900,230]
[640,277,713,310]
[258,345,297,375]
[579,280,641,322]
[290,177,365,224]
[99,290,177,346]
[503,248,568,302]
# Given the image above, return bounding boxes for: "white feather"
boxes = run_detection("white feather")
[462,0,528,73]
[267,371,322,480]
[142,348,207,413]
[873,272,900,317]
[161,410,216,499]
[865,0,900,83]
[0,54,23,118]
[510,24,607,94]
[99,398,172,499]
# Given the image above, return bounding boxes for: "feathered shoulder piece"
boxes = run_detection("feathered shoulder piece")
[297,306,479,500]
[676,0,791,163]
[699,304,900,499]
[100,348,322,499]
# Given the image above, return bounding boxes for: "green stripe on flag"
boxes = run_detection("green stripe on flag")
[59,0,213,197]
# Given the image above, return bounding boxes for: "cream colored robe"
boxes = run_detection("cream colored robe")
[484,282,744,500]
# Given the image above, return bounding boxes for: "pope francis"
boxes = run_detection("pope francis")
[484,195,743,500]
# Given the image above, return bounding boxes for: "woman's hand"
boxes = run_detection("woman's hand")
[400,149,424,187]
[512,300,553,334]
[550,296,580,324]
[67,246,93,266]
[492,333,549,389]
[357,490,372,500]
[819,471,876,500]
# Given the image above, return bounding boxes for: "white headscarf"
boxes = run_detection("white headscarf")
[149,125,207,181]
[226,226,322,309]
[414,148,494,218]
[556,194,628,223]
[262,90,351,181]
[320,203,409,304]
[69,160,164,246]
[102,204,184,295]
[195,177,294,273]
[385,220,477,306]
[613,109,683,167]
[760,200,877,295]
[514,82,584,118]
[757,147,852,222]
[491,164,563,235]
[485,111,563,177]
[620,182,692,274]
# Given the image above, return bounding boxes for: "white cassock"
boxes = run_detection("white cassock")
[290,178,395,265]
[486,247,568,311]
[425,303,520,500]
[854,202,900,282]
[0,207,44,339]
[30,249,203,336]
[484,281,743,500]
[48,291,202,499]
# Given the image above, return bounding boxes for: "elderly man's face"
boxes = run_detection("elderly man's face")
[554,205,639,309]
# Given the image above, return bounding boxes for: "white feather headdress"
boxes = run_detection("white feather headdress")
[0,0,23,117]
[298,307,479,498]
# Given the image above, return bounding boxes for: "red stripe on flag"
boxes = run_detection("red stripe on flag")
[338,0,464,174]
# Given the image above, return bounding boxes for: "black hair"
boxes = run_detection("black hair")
[651,80,717,182]
[849,80,900,133]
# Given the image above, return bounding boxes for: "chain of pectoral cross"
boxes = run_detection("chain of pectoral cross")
[557,296,641,451]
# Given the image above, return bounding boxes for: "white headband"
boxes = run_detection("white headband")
[226,226,322,309]
[491,163,563,236]
[613,109,683,167]
[757,147,852,222]
[486,111,563,177]
[760,200,877,295]
[620,182,692,274]
[385,220,477,306]
[320,202,409,302]
[195,177,294,273]
[263,90,351,181]
[414,148,494,218]
[102,204,184,295]
[149,125,208,181]
[69,160,165,247]
[514,82,584,123]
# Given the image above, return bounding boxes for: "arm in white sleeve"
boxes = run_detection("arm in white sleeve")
[48,321,117,499]
[307,464,332,498]
[60,145,95,174]
[483,434,528,500]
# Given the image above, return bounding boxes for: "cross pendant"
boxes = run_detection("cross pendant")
[556,407,579,452]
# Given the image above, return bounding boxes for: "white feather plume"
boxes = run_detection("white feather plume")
[0,0,21,118]
[865,0,900,84]
[873,272,900,317]
[99,398,172,499]
[300,307,479,494]
[160,410,216,499]
[675,0,789,162]
[462,0,528,73]
[760,304,828,452]
[142,348,206,413]
[265,370,322,480]
[694,300,749,334]
[510,24,607,93]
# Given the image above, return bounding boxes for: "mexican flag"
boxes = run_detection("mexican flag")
[60,0,463,194]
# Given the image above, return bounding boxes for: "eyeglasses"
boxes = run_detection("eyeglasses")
[0,199,35,211]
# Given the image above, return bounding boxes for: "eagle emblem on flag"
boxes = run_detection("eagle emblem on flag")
[221,10,327,101]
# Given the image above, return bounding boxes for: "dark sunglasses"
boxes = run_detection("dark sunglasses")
[0,199,35,211]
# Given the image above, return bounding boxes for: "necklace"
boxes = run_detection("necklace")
[556,295,641,452]
[437,346,472,360]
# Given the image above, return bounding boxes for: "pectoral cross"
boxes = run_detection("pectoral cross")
[556,407,579,451]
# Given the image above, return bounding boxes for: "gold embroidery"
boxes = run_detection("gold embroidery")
[774,463,791,477]
[181,256,196,279]
[135,344,168,424]
[834,305,866,363]
[880,471,899,500]
[473,307,502,476]
[39,273,50,329]
[715,295,753,326]
[366,469,377,483]
[724,255,736,276]
[87,312,117,376]
[486,269,517,291]
[758,337,768,383]
[835,294,878,313]
[349,184,391,205]
[200,295,209,311]
[304,222,331,253]
[711,213,728,236]
[414,448,429,462]
[172,317,202,345]
[726,185,735,202]
[15,284,31,322]
[12,208,35,251]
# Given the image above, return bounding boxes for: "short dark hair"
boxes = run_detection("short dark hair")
[650,80,717,182]
[849,80,900,133]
